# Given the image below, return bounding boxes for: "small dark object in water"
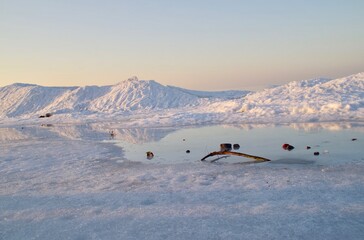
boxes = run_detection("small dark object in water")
[306,146,311,150]
[39,115,45,118]
[220,143,232,151]
[146,151,154,160]
[233,144,240,150]
[282,143,294,151]
[314,152,320,156]
[186,150,190,153]
[352,138,357,141]
[183,139,186,141]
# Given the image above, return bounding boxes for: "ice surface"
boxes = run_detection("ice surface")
[1,123,363,239]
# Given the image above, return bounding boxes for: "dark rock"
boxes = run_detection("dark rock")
[282,143,294,151]
[146,151,154,160]
[220,143,232,151]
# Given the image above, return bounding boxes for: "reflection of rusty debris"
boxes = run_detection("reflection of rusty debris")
[146,151,154,160]
[109,130,116,138]
[233,144,240,150]
[41,124,53,127]
[220,143,232,151]
[282,143,294,151]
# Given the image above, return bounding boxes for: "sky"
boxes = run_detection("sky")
[1,0,363,91]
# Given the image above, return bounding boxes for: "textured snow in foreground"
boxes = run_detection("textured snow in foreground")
[0,73,363,126]
[1,123,363,239]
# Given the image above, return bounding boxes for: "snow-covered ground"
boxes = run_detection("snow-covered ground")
[1,73,364,239]
[0,73,363,126]
[1,123,363,239]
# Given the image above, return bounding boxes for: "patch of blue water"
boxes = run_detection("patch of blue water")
[114,123,364,166]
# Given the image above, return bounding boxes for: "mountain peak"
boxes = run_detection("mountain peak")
[127,76,139,81]
[10,83,38,88]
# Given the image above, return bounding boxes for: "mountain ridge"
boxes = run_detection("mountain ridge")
[0,73,363,124]
[239,72,364,121]
[0,77,249,118]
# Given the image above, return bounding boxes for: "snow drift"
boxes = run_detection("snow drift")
[239,72,364,122]
[0,73,363,125]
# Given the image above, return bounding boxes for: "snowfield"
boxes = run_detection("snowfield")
[1,73,364,239]
[1,73,363,126]
[239,73,364,123]
[1,123,363,239]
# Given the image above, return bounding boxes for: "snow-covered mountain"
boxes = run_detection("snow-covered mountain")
[239,72,364,122]
[0,77,249,119]
[0,83,74,118]
[0,73,363,124]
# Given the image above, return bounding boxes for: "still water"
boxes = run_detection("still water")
[1,122,363,166]
[111,122,364,165]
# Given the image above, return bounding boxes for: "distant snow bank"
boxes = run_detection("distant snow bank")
[239,73,364,123]
[0,73,363,126]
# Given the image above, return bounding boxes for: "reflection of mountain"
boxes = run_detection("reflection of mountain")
[226,123,278,131]
[43,124,177,143]
[89,122,178,143]
[0,123,179,144]
[0,127,29,142]
[2,121,364,144]
[224,122,364,133]
[109,128,177,144]
[47,124,109,141]
[289,122,364,132]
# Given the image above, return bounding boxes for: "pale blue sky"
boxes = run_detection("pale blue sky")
[1,0,363,90]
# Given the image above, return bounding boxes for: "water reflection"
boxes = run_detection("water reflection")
[111,123,364,164]
[1,121,363,165]
[288,122,363,132]
[0,122,363,144]
[0,127,29,142]
[100,128,177,144]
